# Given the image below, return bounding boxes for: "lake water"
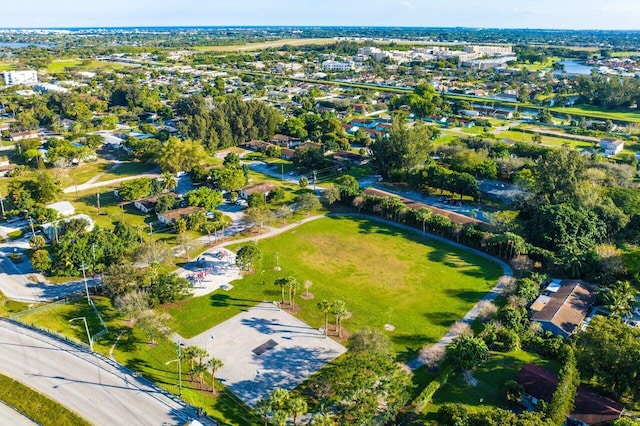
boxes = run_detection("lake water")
[0,42,53,48]
[556,60,594,76]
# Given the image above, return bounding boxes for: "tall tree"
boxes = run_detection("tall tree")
[371,113,435,178]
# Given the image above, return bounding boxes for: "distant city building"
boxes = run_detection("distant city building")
[464,45,513,56]
[3,70,38,86]
[34,83,69,93]
[321,60,355,71]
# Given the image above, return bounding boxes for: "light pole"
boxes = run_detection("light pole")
[0,190,5,219]
[79,263,91,303]
[312,170,317,192]
[165,342,183,397]
[69,317,93,351]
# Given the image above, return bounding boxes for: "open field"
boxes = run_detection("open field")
[46,59,125,74]
[498,129,593,150]
[416,350,561,424]
[551,104,640,123]
[0,62,16,72]
[164,216,503,361]
[194,38,336,52]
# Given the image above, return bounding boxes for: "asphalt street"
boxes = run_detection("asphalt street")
[0,320,207,425]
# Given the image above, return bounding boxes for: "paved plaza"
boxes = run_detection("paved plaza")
[177,302,346,406]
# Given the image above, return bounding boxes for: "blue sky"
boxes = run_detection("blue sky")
[2,0,638,30]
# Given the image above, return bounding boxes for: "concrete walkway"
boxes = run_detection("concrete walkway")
[63,172,161,194]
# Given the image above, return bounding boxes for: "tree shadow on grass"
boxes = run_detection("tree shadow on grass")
[423,311,460,327]
[207,293,263,309]
[390,332,434,362]
[125,357,174,386]
[443,289,488,304]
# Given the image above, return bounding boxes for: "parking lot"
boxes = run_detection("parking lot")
[176,302,346,406]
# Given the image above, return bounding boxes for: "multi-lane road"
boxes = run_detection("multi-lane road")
[0,320,207,425]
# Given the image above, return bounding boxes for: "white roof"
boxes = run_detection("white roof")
[46,201,75,217]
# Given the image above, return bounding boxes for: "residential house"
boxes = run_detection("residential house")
[600,138,624,156]
[8,130,39,142]
[516,364,624,425]
[244,140,272,152]
[157,206,201,225]
[530,279,596,338]
[239,182,277,201]
[271,134,300,148]
[41,214,95,242]
[280,148,295,160]
[134,194,165,214]
[332,150,367,166]
[46,201,75,218]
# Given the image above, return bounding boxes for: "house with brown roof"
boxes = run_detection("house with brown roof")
[8,130,39,141]
[157,206,201,225]
[271,134,300,148]
[530,279,596,339]
[239,182,277,200]
[134,193,177,214]
[280,148,295,160]
[516,364,624,425]
[332,150,368,166]
[244,139,272,152]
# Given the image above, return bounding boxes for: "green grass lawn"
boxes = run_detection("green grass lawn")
[163,216,503,361]
[0,62,16,72]
[96,161,158,182]
[0,373,90,426]
[416,350,561,424]
[498,130,593,151]
[46,59,125,74]
[551,104,640,124]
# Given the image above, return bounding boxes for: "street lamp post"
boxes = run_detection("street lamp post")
[0,190,5,219]
[165,342,183,397]
[79,263,91,303]
[69,317,93,351]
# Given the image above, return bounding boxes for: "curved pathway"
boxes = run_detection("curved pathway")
[63,172,162,194]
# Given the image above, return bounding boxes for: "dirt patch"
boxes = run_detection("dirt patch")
[300,293,315,300]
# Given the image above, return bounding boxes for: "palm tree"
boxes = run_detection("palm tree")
[416,207,432,235]
[254,398,272,426]
[317,300,330,337]
[161,171,177,192]
[287,278,300,308]
[310,413,335,426]
[289,396,307,426]
[207,357,224,395]
[182,345,199,372]
[602,280,638,318]
[331,300,347,337]
[275,277,295,305]
[191,362,206,389]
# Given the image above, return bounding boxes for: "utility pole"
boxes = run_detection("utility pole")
[28,217,35,235]
[281,163,284,181]
[79,263,91,303]
[96,193,101,213]
[0,190,5,219]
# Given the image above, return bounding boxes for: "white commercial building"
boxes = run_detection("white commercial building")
[321,60,355,72]
[464,45,513,56]
[3,70,38,86]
